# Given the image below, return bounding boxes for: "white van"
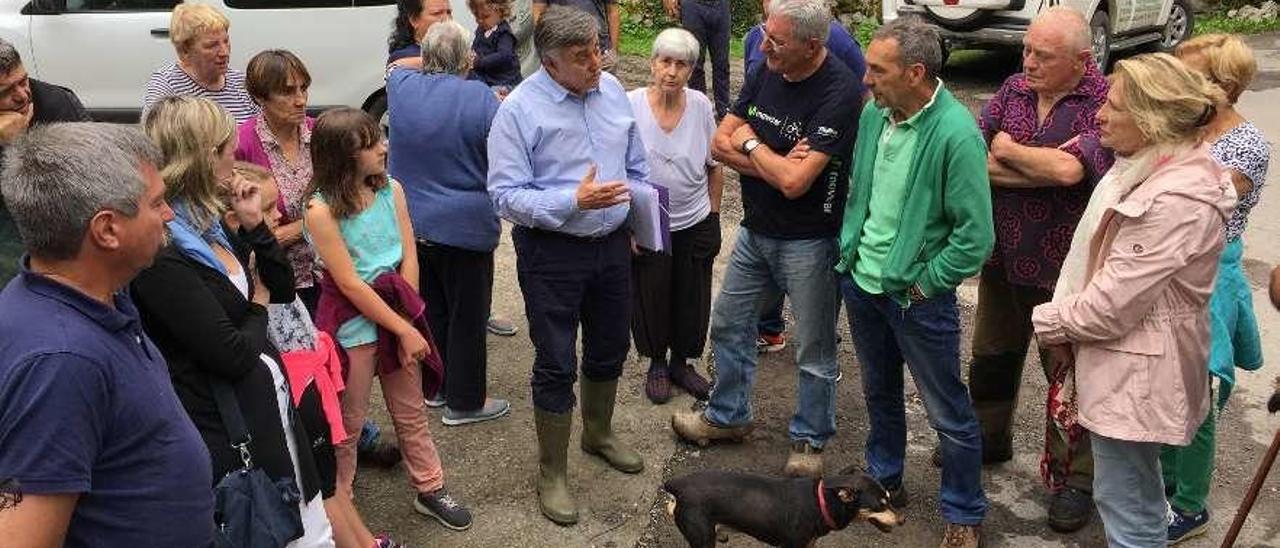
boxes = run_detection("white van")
[883,0,1194,68]
[0,0,536,122]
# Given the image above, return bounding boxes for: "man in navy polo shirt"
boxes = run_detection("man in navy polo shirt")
[0,123,214,547]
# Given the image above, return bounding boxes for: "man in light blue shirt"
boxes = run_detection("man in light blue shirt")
[486,4,648,526]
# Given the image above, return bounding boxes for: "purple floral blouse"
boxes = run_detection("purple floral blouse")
[254,115,317,289]
[979,64,1115,290]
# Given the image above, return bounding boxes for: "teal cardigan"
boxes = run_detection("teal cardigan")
[836,86,995,304]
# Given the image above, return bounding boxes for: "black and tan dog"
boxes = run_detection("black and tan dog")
[663,467,904,548]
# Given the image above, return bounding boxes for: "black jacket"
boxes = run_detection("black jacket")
[131,221,322,499]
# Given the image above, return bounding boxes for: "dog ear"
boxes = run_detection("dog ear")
[836,487,856,502]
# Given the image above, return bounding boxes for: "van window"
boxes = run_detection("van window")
[64,0,180,11]
[223,0,352,8]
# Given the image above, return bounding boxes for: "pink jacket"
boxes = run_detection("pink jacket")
[1032,146,1235,445]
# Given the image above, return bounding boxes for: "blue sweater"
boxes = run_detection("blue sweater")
[473,21,522,88]
[387,69,502,251]
[744,21,868,99]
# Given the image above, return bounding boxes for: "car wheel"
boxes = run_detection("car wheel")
[1159,0,1194,51]
[924,6,992,32]
[1090,10,1111,71]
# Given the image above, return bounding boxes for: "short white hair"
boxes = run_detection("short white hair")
[651,27,700,64]
[768,0,831,44]
[1032,6,1091,52]
[422,20,474,75]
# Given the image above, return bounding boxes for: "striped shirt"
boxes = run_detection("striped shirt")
[142,63,260,123]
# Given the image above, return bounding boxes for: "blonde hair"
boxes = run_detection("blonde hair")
[142,95,236,231]
[1176,33,1258,105]
[170,3,230,54]
[1110,53,1225,146]
[233,161,273,185]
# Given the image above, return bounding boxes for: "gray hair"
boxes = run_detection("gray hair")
[1,123,162,261]
[651,28,700,64]
[768,0,831,45]
[872,17,943,79]
[1032,6,1092,52]
[535,4,599,62]
[422,20,475,75]
[0,37,20,76]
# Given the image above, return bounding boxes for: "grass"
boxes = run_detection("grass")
[1195,11,1280,35]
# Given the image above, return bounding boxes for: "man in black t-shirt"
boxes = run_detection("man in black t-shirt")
[0,38,91,286]
[671,0,861,478]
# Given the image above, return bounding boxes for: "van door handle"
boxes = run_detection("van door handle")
[150,28,170,38]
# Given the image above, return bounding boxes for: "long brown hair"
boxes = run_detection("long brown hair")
[308,107,385,219]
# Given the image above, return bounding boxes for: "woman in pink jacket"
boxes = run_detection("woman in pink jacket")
[1031,53,1236,548]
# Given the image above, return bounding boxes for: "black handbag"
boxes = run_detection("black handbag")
[211,380,305,548]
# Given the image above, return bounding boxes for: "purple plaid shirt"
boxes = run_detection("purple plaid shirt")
[980,65,1114,289]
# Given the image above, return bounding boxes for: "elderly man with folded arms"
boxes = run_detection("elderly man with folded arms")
[963,6,1114,534]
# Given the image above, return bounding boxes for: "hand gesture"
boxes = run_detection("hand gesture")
[575,164,629,210]
[662,0,680,19]
[397,328,431,367]
[0,103,34,145]
[226,174,264,230]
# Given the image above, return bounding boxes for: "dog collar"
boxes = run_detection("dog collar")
[816,479,838,531]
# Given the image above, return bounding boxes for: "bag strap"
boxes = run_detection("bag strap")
[211,380,255,469]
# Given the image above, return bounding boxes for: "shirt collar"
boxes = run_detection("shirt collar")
[255,114,312,149]
[533,67,599,104]
[17,256,140,333]
[881,78,945,128]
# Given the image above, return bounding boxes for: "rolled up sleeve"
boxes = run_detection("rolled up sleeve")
[486,105,580,229]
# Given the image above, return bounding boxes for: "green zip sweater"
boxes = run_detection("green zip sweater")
[836,86,994,304]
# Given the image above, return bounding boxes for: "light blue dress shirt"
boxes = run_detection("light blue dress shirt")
[486,68,650,238]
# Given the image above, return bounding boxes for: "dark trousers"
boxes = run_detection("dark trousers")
[680,0,731,119]
[631,213,721,362]
[514,227,631,413]
[417,240,494,411]
[967,272,1093,492]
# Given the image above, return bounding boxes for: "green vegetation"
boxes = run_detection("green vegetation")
[1195,11,1280,35]
[618,27,746,58]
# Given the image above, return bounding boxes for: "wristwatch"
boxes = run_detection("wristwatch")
[740,137,761,155]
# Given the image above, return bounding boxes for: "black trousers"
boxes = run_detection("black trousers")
[417,240,494,411]
[681,0,732,119]
[631,213,721,362]
[513,226,631,414]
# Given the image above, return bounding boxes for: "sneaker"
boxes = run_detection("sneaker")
[756,333,786,353]
[424,393,446,408]
[442,398,511,426]
[1168,506,1210,545]
[358,442,403,469]
[671,410,753,447]
[414,488,473,531]
[486,314,518,337]
[940,523,982,548]
[782,441,823,477]
[1047,487,1093,533]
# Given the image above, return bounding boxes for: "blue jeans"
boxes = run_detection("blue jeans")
[841,277,988,525]
[704,228,839,447]
[1092,433,1167,548]
[756,286,786,336]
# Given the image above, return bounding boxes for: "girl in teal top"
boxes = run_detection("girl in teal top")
[303,108,472,529]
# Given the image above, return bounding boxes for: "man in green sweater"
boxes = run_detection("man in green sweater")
[836,18,993,548]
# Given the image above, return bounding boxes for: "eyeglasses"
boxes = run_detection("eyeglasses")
[763,33,788,50]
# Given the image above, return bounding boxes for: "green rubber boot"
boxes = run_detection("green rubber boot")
[534,408,578,525]
[579,378,644,474]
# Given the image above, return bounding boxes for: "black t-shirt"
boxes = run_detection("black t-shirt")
[732,54,861,239]
[30,79,90,125]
